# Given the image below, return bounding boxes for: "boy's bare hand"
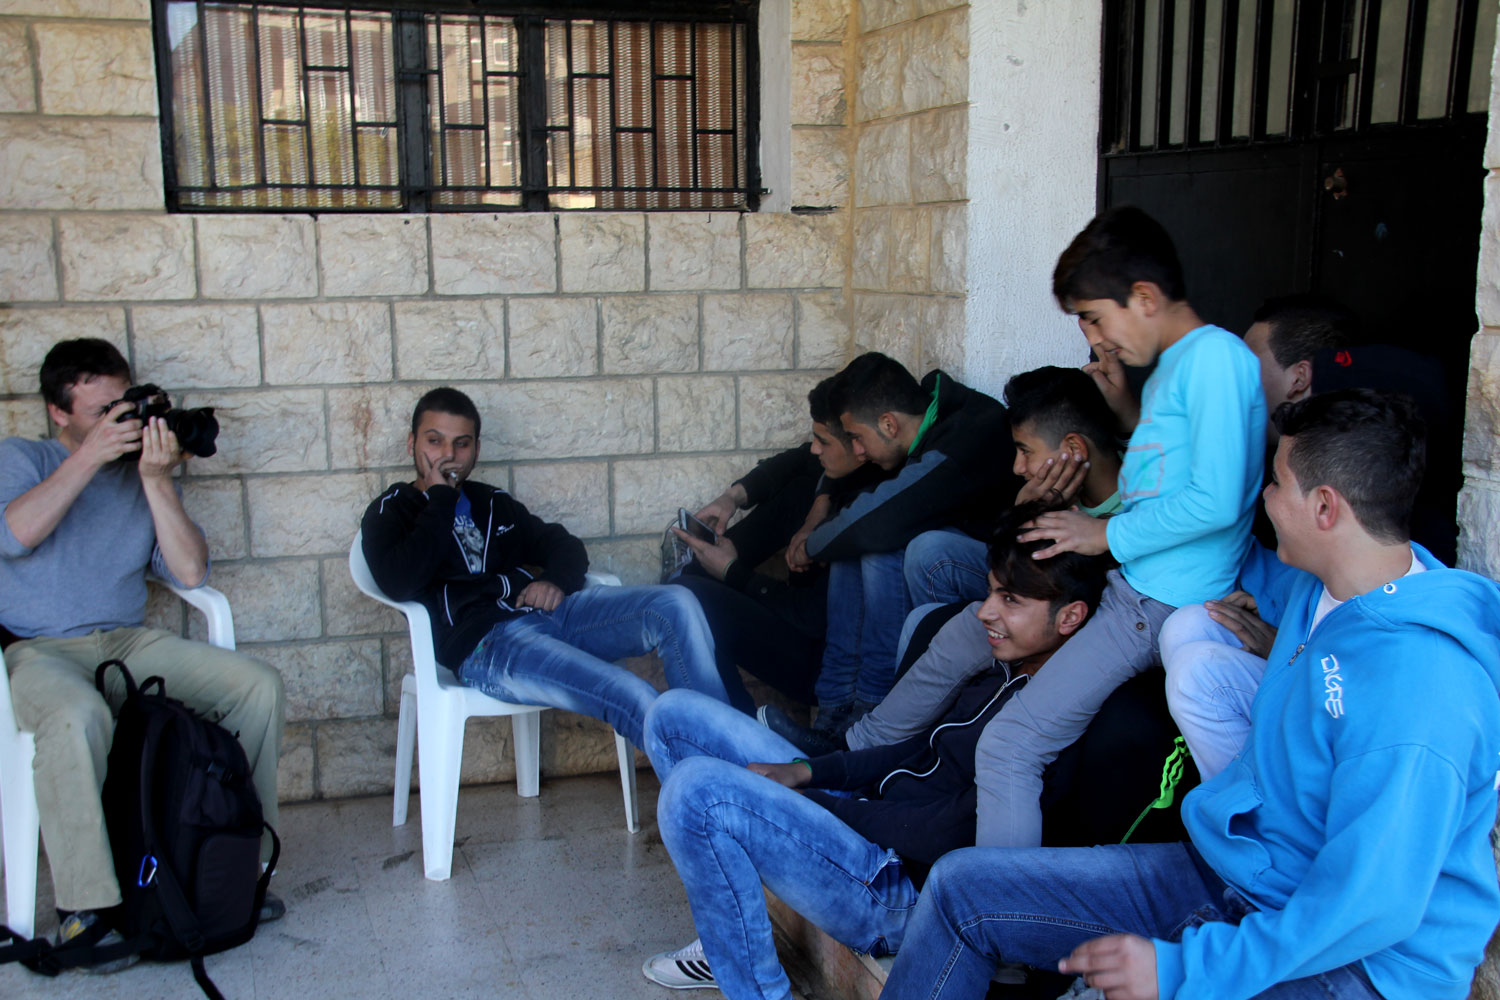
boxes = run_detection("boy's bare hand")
[516,580,564,611]
[1017,453,1090,509]
[696,485,745,531]
[747,761,811,788]
[786,526,814,572]
[1083,349,1141,432]
[1058,934,1157,1000]
[673,527,740,580]
[1018,509,1110,559]
[1206,590,1277,658]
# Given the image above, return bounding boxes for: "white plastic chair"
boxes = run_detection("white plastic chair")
[347,531,640,882]
[0,579,235,941]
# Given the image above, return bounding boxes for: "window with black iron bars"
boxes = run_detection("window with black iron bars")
[153,0,760,212]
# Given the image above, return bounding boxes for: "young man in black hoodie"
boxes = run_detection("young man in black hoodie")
[360,388,731,751]
[637,505,1109,998]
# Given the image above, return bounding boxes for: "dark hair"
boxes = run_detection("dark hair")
[1272,388,1426,544]
[39,338,131,412]
[1003,366,1123,455]
[829,352,928,425]
[1251,294,1360,368]
[1052,205,1186,308]
[808,374,854,444]
[411,386,482,438]
[986,502,1111,616]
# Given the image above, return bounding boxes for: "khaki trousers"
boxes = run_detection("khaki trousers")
[6,628,284,911]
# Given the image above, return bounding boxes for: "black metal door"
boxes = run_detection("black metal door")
[1099,0,1492,375]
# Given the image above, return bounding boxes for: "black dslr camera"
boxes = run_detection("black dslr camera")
[110,384,220,458]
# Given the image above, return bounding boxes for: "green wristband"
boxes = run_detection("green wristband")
[791,757,812,773]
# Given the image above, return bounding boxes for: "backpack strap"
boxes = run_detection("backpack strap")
[94,658,139,699]
[0,924,148,977]
[191,955,228,1000]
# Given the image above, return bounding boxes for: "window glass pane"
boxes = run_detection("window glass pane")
[1264,0,1295,135]
[1469,0,1498,111]
[1167,0,1190,144]
[1199,0,1224,142]
[1139,0,1161,146]
[1419,0,1460,117]
[1370,0,1409,122]
[1231,0,1258,136]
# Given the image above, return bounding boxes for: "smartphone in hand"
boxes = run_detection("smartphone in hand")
[677,507,718,544]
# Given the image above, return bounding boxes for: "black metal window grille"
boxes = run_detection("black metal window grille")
[154,0,759,211]
[1101,0,1495,154]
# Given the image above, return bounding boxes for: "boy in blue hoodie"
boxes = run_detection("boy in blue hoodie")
[882,388,1500,1000]
[975,206,1266,846]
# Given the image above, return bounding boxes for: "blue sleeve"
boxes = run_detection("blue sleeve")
[1106,338,1265,564]
[806,449,953,559]
[1155,744,1472,999]
[0,439,44,558]
[1234,541,1306,628]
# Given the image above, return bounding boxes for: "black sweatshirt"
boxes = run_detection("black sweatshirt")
[361,480,587,668]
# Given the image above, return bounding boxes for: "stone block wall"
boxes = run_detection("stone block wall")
[0,0,857,801]
[849,0,968,375]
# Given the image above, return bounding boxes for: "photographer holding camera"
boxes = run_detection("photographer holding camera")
[0,339,284,966]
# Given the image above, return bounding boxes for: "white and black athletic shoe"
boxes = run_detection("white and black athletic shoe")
[642,938,718,990]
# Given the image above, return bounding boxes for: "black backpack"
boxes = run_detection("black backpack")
[1,659,279,999]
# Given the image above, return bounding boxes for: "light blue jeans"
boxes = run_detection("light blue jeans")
[646,690,921,1000]
[817,551,910,708]
[903,529,990,606]
[457,584,727,753]
[882,844,1383,1000]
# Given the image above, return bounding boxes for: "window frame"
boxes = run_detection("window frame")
[151,0,762,213]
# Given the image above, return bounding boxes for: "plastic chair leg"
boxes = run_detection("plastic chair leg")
[511,710,541,799]
[392,675,417,827]
[0,739,39,940]
[614,732,640,834]
[415,704,464,882]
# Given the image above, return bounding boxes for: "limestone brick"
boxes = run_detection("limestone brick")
[889,207,932,292]
[431,213,555,295]
[326,384,413,471]
[209,559,321,643]
[508,297,597,378]
[703,293,795,371]
[197,216,318,299]
[145,579,184,634]
[860,0,962,33]
[911,106,967,202]
[276,724,315,803]
[179,388,327,475]
[0,118,162,210]
[260,639,383,724]
[1466,330,1500,476]
[797,291,851,369]
[1479,174,1500,327]
[656,376,738,453]
[262,302,392,385]
[456,718,519,786]
[466,378,654,460]
[1458,483,1500,579]
[132,305,261,388]
[853,208,891,290]
[34,22,155,116]
[4,0,150,16]
[904,10,968,113]
[322,555,403,636]
[181,478,247,561]
[560,214,645,292]
[318,216,428,297]
[920,296,965,374]
[58,215,194,300]
[0,400,46,441]
[930,202,967,294]
[0,307,125,394]
[384,636,412,716]
[540,708,641,777]
[792,128,850,208]
[793,0,849,41]
[601,294,699,374]
[316,719,398,798]
[854,292,921,372]
[745,213,844,289]
[855,27,904,122]
[792,45,847,125]
[648,213,741,291]
[510,461,611,539]
[0,216,54,302]
[394,300,505,380]
[580,536,660,588]
[246,472,381,557]
[0,23,34,115]
[855,118,911,206]
[739,374,815,450]
[612,455,748,535]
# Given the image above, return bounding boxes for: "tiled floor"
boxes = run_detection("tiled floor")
[1,772,810,999]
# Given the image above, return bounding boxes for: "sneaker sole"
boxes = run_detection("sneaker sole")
[642,956,718,990]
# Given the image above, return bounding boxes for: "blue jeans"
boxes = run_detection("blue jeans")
[817,551,910,707]
[647,690,920,1000]
[882,845,1383,1000]
[903,529,989,606]
[456,584,727,753]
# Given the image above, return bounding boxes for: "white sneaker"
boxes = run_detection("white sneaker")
[642,938,717,990]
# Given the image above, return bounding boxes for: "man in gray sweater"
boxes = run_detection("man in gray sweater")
[0,339,284,964]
